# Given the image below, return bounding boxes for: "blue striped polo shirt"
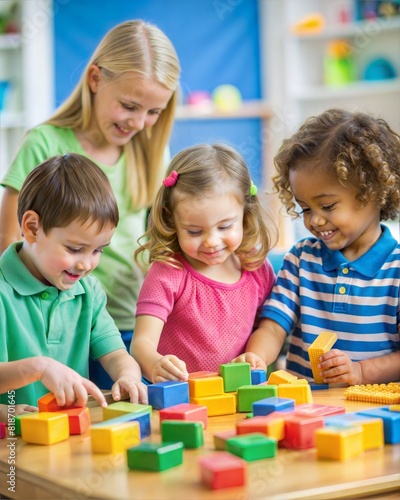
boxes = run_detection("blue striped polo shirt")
[261,225,400,380]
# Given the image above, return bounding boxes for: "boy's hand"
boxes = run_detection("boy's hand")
[0,404,38,423]
[112,378,148,405]
[231,352,267,371]
[151,355,188,383]
[40,358,107,408]
[318,349,361,385]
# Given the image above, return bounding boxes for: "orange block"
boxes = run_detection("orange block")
[38,392,82,412]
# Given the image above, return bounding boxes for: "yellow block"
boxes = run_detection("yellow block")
[390,404,400,412]
[103,402,151,421]
[190,394,236,416]
[267,370,297,385]
[308,332,337,383]
[348,418,384,450]
[91,421,140,454]
[290,378,309,385]
[21,412,69,445]
[316,426,363,461]
[278,383,313,405]
[188,376,224,398]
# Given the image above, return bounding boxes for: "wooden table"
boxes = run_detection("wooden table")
[1,388,399,500]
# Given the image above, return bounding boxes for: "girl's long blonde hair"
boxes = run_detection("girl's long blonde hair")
[136,143,274,271]
[46,20,180,210]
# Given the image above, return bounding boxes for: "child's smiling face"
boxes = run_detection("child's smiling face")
[19,216,115,290]
[289,162,381,261]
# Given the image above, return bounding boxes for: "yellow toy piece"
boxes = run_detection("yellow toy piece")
[20,412,69,445]
[91,421,140,454]
[267,370,297,385]
[390,404,400,412]
[103,402,152,421]
[291,13,325,35]
[316,426,363,461]
[188,376,224,398]
[344,383,400,404]
[308,332,338,383]
[277,383,313,405]
[190,393,236,417]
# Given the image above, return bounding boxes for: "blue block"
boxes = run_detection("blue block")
[253,397,295,416]
[251,369,267,385]
[356,407,400,444]
[148,381,189,410]
[94,409,151,439]
[309,382,329,391]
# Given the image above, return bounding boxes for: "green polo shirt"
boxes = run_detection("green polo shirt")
[0,243,125,406]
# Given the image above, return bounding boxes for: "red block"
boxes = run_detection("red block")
[58,407,91,435]
[281,415,325,449]
[159,403,208,429]
[199,452,246,489]
[294,404,345,417]
[0,422,6,439]
[37,392,82,412]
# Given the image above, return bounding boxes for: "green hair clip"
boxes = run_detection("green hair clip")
[250,181,258,196]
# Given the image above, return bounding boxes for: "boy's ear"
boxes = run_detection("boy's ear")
[21,211,41,243]
[88,64,102,93]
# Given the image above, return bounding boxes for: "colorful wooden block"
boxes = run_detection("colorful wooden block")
[91,421,140,454]
[213,429,237,450]
[127,442,184,471]
[219,362,251,392]
[190,393,236,416]
[278,383,313,405]
[253,397,295,416]
[237,414,286,441]
[199,452,246,489]
[59,407,90,435]
[159,403,208,429]
[12,413,37,436]
[148,380,189,409]
[188,375,224,398]
[281,415,324,449]
[97,408,151,438]
[103,402,152,421]
[309,382,330,391]
[251,369,267,385]
[316,426,363,461]
[161,420,204,448]
[356,407,400,444]
[188,371,219,379]
[0,422,5,439]
[37,392,81,412]
[237,384,278,412]
[294,403,345,417]
[226,433,277,461]
[267,369,297,385]
[20,412,69,445]
[308,332,337,383]
[325,415,384,450]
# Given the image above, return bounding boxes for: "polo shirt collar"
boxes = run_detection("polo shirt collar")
[0,242,85,297]
[321,224,397,277]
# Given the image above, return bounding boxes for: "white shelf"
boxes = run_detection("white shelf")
[175,100,272,121]
[0,33,21,50]
[0,111,25,128]
[293,77,400,100]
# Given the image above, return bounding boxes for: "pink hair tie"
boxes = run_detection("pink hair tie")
[163,170,179,187]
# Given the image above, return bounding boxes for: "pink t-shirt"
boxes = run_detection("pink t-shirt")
[135,255,275,372]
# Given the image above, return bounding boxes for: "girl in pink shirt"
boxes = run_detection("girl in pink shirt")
[131,143,276,382]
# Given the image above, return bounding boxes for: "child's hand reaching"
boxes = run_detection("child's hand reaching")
[151,355,188,383]
[318,349,361,386]
[111,378,148,405]
[231,352,267,371]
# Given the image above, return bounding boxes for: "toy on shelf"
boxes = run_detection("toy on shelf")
[291,13,325,35]
[212,84,242,112]
[363,57,397,81]
[324,40,356,86]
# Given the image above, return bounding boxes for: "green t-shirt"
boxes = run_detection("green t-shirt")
[1,124,146,330]
[0,243,125,406]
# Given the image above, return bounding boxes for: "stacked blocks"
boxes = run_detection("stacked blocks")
[199,452,246,489]
[148,381,189,410]
[20,412,69,445]
[188,374,224,397]
[325,414,384,450]
[237,385,277,412]
[91,421,140,454]
[226,433,277,461]
[316,426,363,461]
[159,403,208,429]
[219,362,251,392]
[251,369,267,385]
[161,420,204,448]
[356,407,400,444]
[103,401,152,420]
[189,370,236,416]
[97,407,151,439]
[127,442,184,471]
[253,397,295,416]
[308,332,337,383]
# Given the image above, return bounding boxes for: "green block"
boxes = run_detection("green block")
[237,384,278,412]
[103,402,152,420]
[127,442,184,471]
[226,433,277,461]
[161,420,204,449]
[219,362,251,392]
